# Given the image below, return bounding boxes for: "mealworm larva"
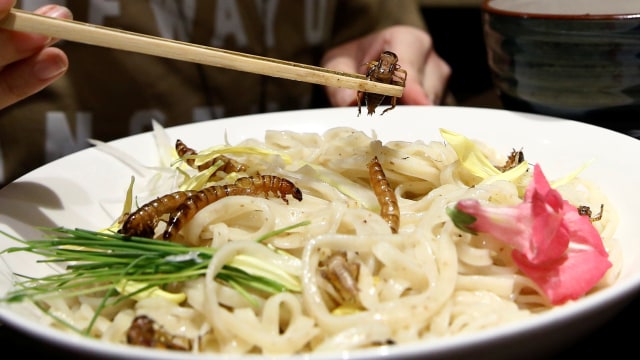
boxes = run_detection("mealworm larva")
[368,156,399,234]
[119,190,198,238]
[233,175,303,204]
[162,175,303,240]
[121,175,303,241]
[162,184,238,240]
[175,139,248,174]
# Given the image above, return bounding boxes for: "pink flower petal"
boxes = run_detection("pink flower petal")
[513,240,611,305]
[450,164,611,305]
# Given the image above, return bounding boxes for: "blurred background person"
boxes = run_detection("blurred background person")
[0,0,451,186]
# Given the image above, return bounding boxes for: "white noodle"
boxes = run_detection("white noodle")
[42,126,620,355]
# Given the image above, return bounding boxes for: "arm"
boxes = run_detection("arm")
[0,0,71,110]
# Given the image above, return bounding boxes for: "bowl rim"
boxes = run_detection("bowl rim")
[481,0,640,20]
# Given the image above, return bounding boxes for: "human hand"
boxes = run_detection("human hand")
[321,25,451,108]
[0,0,71,110]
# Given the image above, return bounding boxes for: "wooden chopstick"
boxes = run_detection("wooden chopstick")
[0,8,404,98]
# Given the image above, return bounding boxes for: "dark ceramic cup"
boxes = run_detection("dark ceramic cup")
[482,0,640,137]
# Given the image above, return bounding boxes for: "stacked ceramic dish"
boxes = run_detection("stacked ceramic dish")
[482,0,640,136]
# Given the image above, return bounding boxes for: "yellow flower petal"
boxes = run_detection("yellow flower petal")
[116,279,186,304]
[439,128,502,179]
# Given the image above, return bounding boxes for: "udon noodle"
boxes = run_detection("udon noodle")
[37,126,621,354]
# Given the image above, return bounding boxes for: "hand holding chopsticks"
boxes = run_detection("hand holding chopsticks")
[0,8,404,98]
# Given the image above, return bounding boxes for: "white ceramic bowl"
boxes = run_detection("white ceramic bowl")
[1,106,639,359]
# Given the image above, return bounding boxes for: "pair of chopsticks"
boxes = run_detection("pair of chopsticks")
[0,8,404,98]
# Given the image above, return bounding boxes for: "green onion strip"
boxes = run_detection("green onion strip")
[1,221,309,304]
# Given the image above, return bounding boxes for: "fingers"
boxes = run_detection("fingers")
[0,4,71,109]
[321,25,451,108]
[400,50,451,106]
[379,26,450,106]
[0,47,68,109]
[321,36,393,107]
[420,52,452,105]
[0,0,15,16]
[321,41,363,107]
[0,5,72,65]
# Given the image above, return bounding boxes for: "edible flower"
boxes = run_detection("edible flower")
[447,164,612,305]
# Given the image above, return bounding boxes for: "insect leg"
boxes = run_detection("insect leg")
[380,96,397,116]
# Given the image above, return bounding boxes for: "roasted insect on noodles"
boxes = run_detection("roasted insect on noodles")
[368,156,399,234]
[120,175,303,241]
